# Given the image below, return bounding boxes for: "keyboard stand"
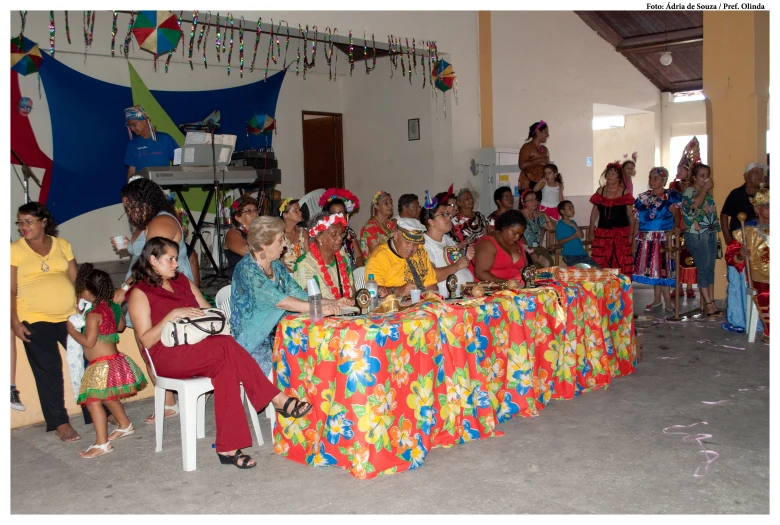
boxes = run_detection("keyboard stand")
[175,187,229,284]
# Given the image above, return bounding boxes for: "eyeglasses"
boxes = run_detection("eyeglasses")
[15,219,40,227]
[433,211,453,219]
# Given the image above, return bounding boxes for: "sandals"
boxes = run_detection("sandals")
[686,289,696,299]
[80,442,114,459]
[145,403,179,424]
[275,397,313,419]
[217,449,256,469]
[108,423,135,441]
[705,302,723,317]
[644,301,662,312]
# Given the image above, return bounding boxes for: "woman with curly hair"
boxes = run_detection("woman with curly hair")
[360,191,397,260]
[111,177,193,423]
[11,202,86,442]
[224,195,259,278]
[589,162,635,276]
[320,188,364,268]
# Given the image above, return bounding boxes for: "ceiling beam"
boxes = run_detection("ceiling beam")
[663,80,704,93]
[623,54,666,91]
[575,12,622,48]
[617,27,703,53]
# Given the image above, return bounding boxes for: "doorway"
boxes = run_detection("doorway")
[302,111,344,194]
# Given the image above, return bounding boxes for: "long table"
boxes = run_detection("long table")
[271,274,636,478]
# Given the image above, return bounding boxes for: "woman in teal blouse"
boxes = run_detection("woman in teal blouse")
[230,217,349,374]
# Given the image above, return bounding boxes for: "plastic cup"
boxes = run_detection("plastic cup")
[437,282,449,299]
[410,289,422,303]
[113,235,127,250]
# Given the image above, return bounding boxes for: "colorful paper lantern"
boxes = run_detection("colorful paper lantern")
[433,59,455,93]
[132,11,182,56]
[11,36,43,76]
[246,114,276,135]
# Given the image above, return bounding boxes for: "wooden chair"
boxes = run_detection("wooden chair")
[547,226,592,267]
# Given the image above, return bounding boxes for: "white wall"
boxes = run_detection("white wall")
[660,95,707,169]
[593,113,656,196]
[490,11,662,200]
[10,11,480,261]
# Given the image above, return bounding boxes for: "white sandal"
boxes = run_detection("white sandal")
[145,403,179,424]
[80,442,114,459]
[108,423,135,441]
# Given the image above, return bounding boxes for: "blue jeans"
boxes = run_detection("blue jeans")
[684,231,717,288]
[563,254,600,268]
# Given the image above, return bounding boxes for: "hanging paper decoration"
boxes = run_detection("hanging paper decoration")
[122,12,135,57]
[215,12,221,62]
[325,27,337,81]
[406,38,412,84]
[83,10,96,53]
[348,31,354,76]
[19,11,27,40]
[250,17,261,72]
[310,25,318,68]
[188,11,198,69]
[11,35,43,76]
[48,11,55,57]
[433,59,455,92]
[364,32,376,74]
[110,10,118,56]
[201,12,211,68]
[226,13,235,75]
[164,12,183,73]
[18,97,33,116]
[246,114,276,135]
[132,11,182,56]
[238,16,245,77]
[279,21,290,68]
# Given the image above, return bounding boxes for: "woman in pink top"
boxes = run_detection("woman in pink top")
[472,210,528,281]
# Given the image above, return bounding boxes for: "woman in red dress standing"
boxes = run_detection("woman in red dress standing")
[588,162,635,276]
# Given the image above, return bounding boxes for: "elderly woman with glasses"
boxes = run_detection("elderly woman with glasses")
[423,199,475,287]
[294,212,355,300]
[519,189,555,268]
[224,195,259,279]
[231,217,347,375]
[631,166,682,313]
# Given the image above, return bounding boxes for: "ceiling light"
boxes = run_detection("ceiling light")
[660,51,673,66]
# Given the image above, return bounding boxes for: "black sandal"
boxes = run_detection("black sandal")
[276,397,313,419]
[705,302,723,317]
[217,449,256,469]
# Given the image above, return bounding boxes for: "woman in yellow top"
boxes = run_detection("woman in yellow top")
[10,202,84,442]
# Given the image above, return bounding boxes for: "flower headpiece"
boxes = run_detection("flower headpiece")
[749,188,769,207]
[606,161,623,172]
[124,105,156,141]
[278,197,293,216]
[519,188,536,204]
[649,166,669,180]
[678,136,701,171]
[308,213,348,237]
[373,190,390,205]
[319,188,360,214]
[231,200,241,212]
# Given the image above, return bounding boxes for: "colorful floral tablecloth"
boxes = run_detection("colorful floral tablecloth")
[271,275,636,478]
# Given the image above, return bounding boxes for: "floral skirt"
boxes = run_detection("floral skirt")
[632,231,675,287]
[77,353,147,405]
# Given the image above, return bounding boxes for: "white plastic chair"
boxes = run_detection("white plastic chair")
[142,347,264,471]
[298,188,326,221]
[214,290,275,425]
[746,289,760,343]
[353,266,366,290]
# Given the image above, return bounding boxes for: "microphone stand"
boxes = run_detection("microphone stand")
[11,149,42,204]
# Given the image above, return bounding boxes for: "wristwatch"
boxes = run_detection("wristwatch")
[121,282,131,292]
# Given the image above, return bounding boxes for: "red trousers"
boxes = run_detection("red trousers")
[149,335,279,452]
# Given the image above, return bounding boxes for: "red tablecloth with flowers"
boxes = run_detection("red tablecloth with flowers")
[271,275,636,478]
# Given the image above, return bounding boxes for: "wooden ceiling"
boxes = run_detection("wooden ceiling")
[576,11,703,93]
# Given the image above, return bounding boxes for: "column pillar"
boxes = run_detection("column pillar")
[702,11,769,298]
[478,11,494,148]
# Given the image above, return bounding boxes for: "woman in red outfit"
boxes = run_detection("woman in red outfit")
[472,210,528,282]
[588,162,635,276]
[128,237,312,469]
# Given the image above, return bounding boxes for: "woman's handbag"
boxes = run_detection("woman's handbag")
[161,308,231,347]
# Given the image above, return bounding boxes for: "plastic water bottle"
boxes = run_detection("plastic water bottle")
[307,279,323,323]
[366,274,380,312]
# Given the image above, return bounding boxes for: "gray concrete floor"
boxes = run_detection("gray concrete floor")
[11,286,769,514]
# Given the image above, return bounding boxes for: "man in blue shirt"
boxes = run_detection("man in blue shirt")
[124,105,178,180]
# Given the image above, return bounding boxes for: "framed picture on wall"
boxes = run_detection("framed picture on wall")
[408,118,420,141]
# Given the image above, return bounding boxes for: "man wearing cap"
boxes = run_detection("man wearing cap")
[720,162,767,245]
[365,218,439,297]
[124,105,178,180]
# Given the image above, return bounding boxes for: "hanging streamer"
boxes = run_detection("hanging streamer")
[19,11,27,40]
[110,11,118,56]
[222,14,229,54]
[197,11,208,50]
[49,11,55,57]
[202,12,212,68]
[412,39,417,73]
[264,19,274,81]
[295,39,301,76]
[83,10,96,50]
[299,24,308,78]
[348,31,354,77]
[238,16,245,77]
[310,25,318,69]
[250,17,262,72]
[64,11,71,44]
[180,11,185,57]
[123,13,135,57]
[406,38,412,84]
[215,12,221,62]
[400,37,405,78]
[226,13,235,76]
[188,11,198,69]
[422,41,428,89]
[165,11,183,73]
[280,21,291,69]
[364,32,376,74]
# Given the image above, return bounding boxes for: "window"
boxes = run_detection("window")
[673,91,706,103]
[670,135,708,175]
[592,115,625,131]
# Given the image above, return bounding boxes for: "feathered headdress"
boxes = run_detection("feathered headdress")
[318,188,360,214]
[750,188,769,207]
[606,161,623,172]
[678,136,701,172]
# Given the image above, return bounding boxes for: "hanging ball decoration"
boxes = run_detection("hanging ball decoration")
[659,51,673,66]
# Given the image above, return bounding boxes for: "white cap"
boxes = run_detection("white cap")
[745,162,769,173]
[306,278,321,296]
[396,218,426,232]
